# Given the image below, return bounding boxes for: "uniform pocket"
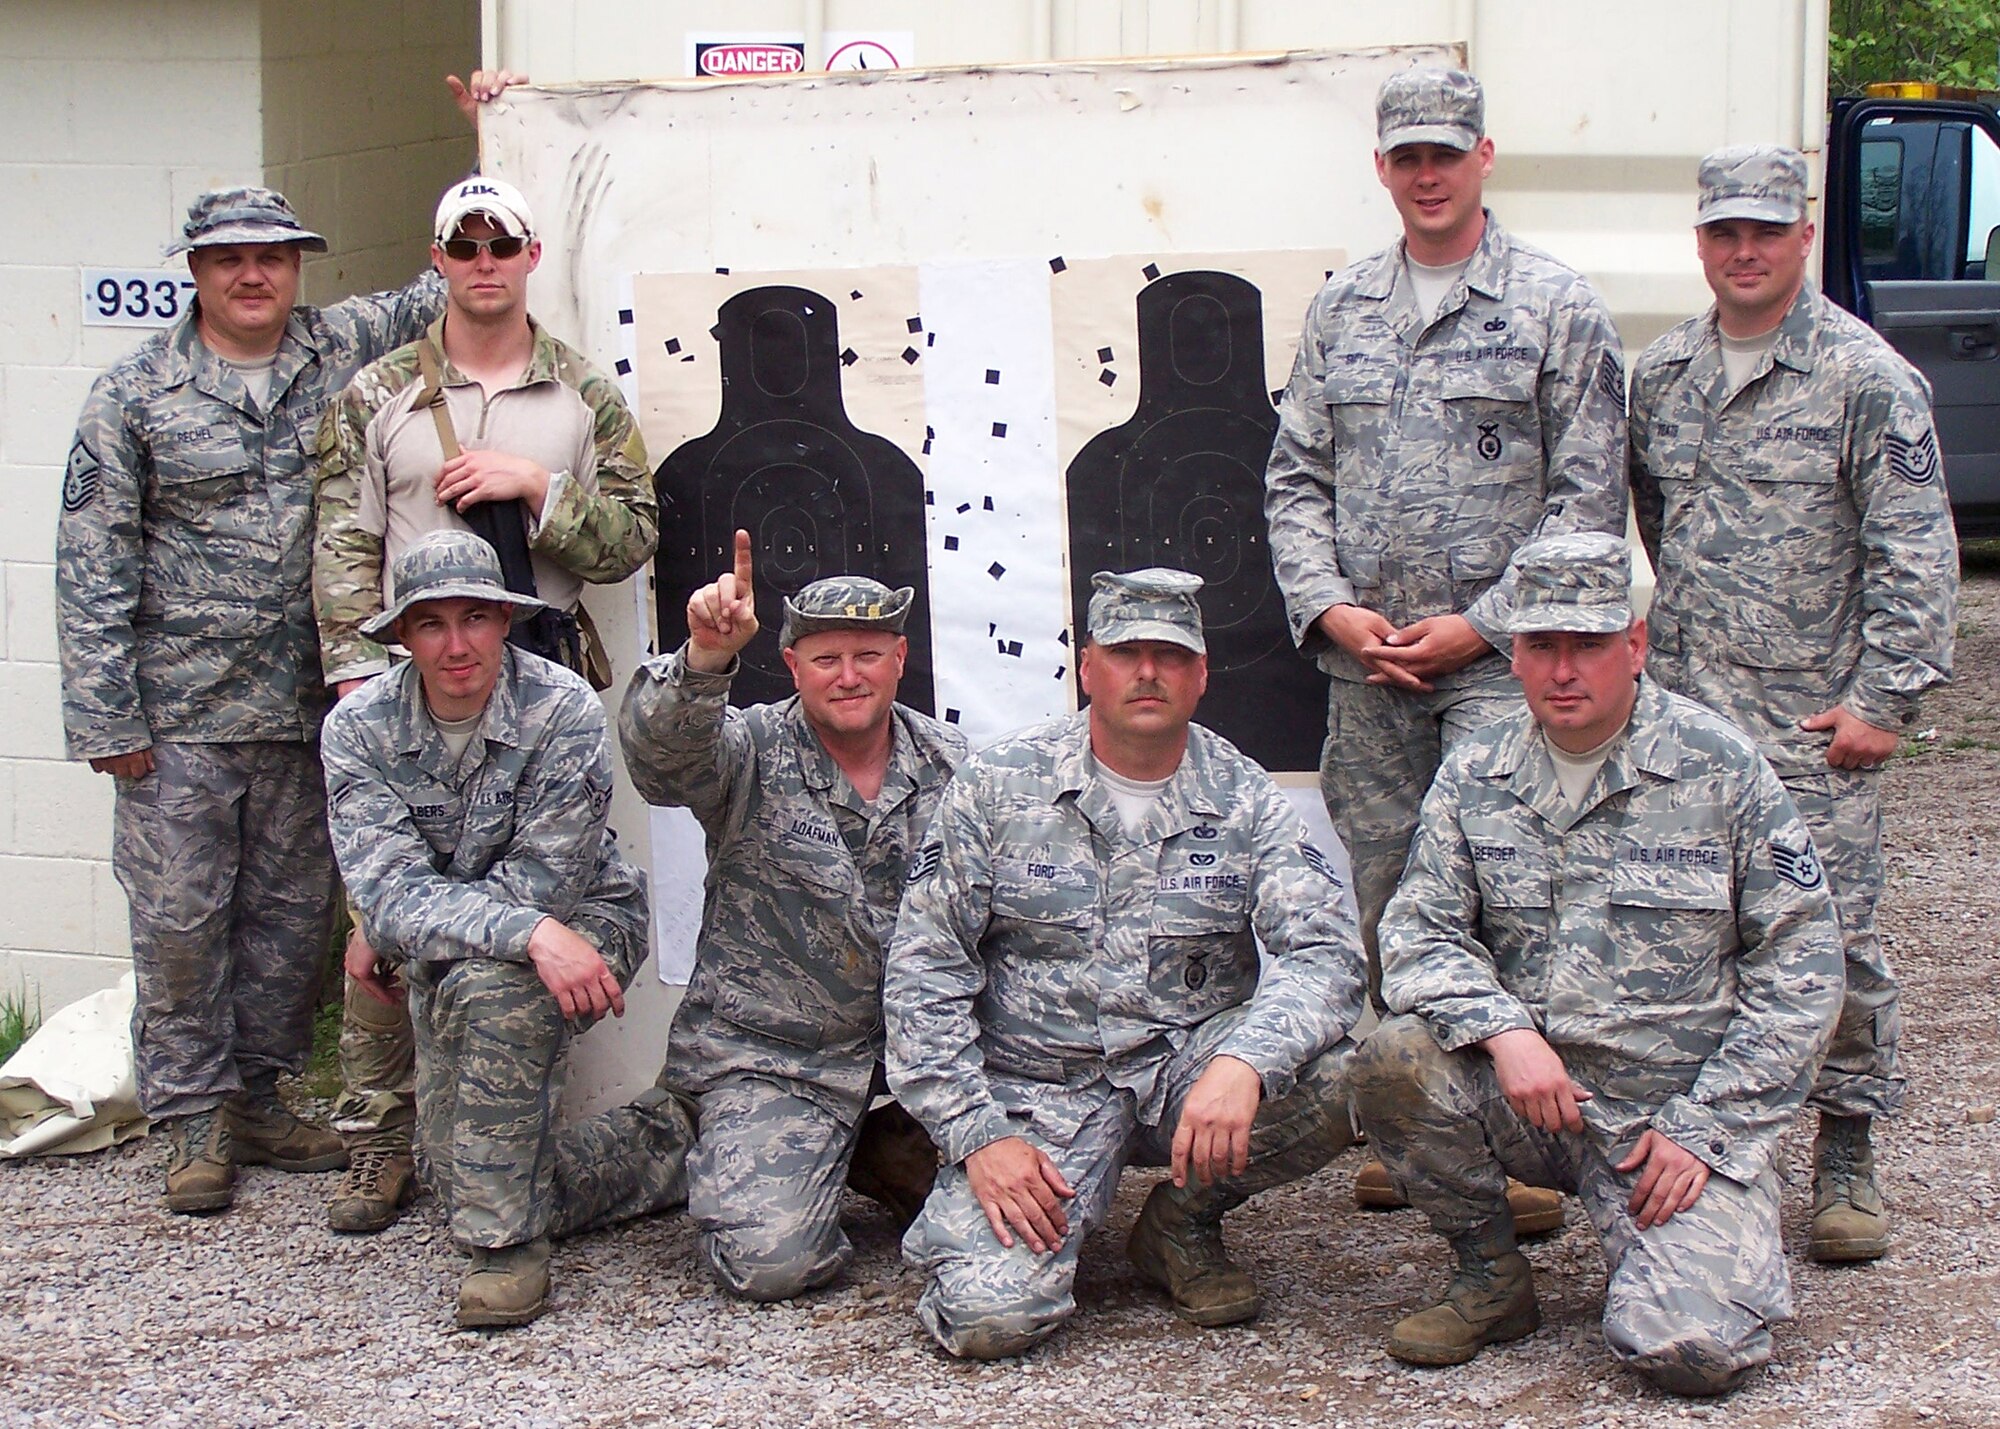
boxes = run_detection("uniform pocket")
[1440,365,1541,484]
[1323,362,1399,409]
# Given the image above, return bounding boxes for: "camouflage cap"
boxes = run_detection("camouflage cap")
[1088,568,1206,653]
[1377,67,1484,153]
[1696,144,1809,226]
[163,186,327,257]
[361,529,548,639]
[1504,533,1635,635]
[779,576,915,649]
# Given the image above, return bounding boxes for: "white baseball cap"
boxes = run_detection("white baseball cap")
[433,176,535,242]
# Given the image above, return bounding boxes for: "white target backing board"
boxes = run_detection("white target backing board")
[480,46,1442,1092]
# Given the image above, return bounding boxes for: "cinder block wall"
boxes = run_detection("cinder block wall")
[261,0,477,304]
[0,0,476,1016]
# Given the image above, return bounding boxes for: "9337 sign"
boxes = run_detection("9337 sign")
[82,269,198,328]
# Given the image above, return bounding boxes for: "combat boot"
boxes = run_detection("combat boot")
[457,1236,552,1328]
[1354,1157,1408,1209]
[1386,1236,1540,1366]
[1125,1182,1263,1327]
[226,1090,348,1173]
[1810,1114,1889,1263]
[1355,1159,1565,1238]
[845,1101,939,1230]
[164,1109,235,1215]
[327,1145,418,1234]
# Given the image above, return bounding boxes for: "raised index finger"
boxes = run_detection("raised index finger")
[732,528,755,591]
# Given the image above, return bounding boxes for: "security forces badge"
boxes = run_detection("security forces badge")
[1770,839,1825,891]
[62,440,101,513]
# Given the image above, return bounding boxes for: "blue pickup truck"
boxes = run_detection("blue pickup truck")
[1824,86,2000,539]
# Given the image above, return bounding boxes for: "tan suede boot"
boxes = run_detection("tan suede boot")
[227,1091,348,1173]
[1387,1238,1540,1366]
[1810,1114,1889,1263]
[458,1237,553,1329]
[164,1110,235,1215]
[1505,1181,1566,1238]
[1353,1157,1408,1208]
[845,1101,939,1230]
[1125,1182,1263,1328]
[1356,1158,1565,1238]
[327,1145,418,1234]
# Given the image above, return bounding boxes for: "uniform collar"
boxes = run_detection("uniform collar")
[426,313,562,387]
[393,647,525,783]
[787,700,953,816]
[1680,282,1822,407]
[1478,677,1681,828]
[1052,712,1229,844]
[1354,210,1510,337]
[172,301,321,417]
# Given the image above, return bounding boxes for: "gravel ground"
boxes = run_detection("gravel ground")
[6,565,1998,1429]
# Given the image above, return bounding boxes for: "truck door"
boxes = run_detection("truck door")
[1825,97,2000,538]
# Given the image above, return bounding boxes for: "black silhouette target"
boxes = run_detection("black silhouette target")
[655,286,934,712]
[1067,270,1327,770]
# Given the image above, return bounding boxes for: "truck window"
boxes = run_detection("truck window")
[1966,122,2000,276]
[1860,136,1903,268]
[1859,114,1977,283]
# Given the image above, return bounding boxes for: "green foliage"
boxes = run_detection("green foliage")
[0,983,43,1066]
[1829,0,2000,96]
[299,997,345,1102]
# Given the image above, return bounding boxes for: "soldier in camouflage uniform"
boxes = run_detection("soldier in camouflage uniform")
[1631,145,1958,1265]
[1263,64,1627,1224]
[55,186,453,1214]
[322,531,662,1328]
[886,569,1365,1359]
[1352,534,1843,1395]
[613,532,966,1300]
[313,175,659,1234]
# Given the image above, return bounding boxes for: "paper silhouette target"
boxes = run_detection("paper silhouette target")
[654,284,936,712]
[1066,270,1327,770]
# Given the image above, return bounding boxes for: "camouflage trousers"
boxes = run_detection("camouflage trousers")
[330,966,415,1153]
[1352,1016,1790,1397]
[683,1074,879,1301]
[403,898,674,1249]
[904,1011,1357,1359]
[112,740,337,1118]
[1784,768,1902,1119]
[1318,666,1522,1005]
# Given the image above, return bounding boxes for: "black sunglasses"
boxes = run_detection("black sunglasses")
[439,234,530,261]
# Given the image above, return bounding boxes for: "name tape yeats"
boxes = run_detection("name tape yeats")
[83,269,198,328]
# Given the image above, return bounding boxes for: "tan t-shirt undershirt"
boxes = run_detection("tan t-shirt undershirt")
[1544,723,1625,809]
[1719,325,1781,394]
[1093,758,1173,838]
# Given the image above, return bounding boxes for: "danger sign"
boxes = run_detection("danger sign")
[690,36,807,77]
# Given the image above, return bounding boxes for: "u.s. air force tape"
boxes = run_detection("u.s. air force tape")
[905,843,943,885]
[1770,840,1824,891]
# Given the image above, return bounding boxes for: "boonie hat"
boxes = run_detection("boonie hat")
[1696,144,1809,226]
[1377,67,1484,153]
[164,186,327,257]
[1087,568,1206,654]
[1503,533,1635,636]
[434,176,536,242]
[361,529,548,639]
[779,576,915,649]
